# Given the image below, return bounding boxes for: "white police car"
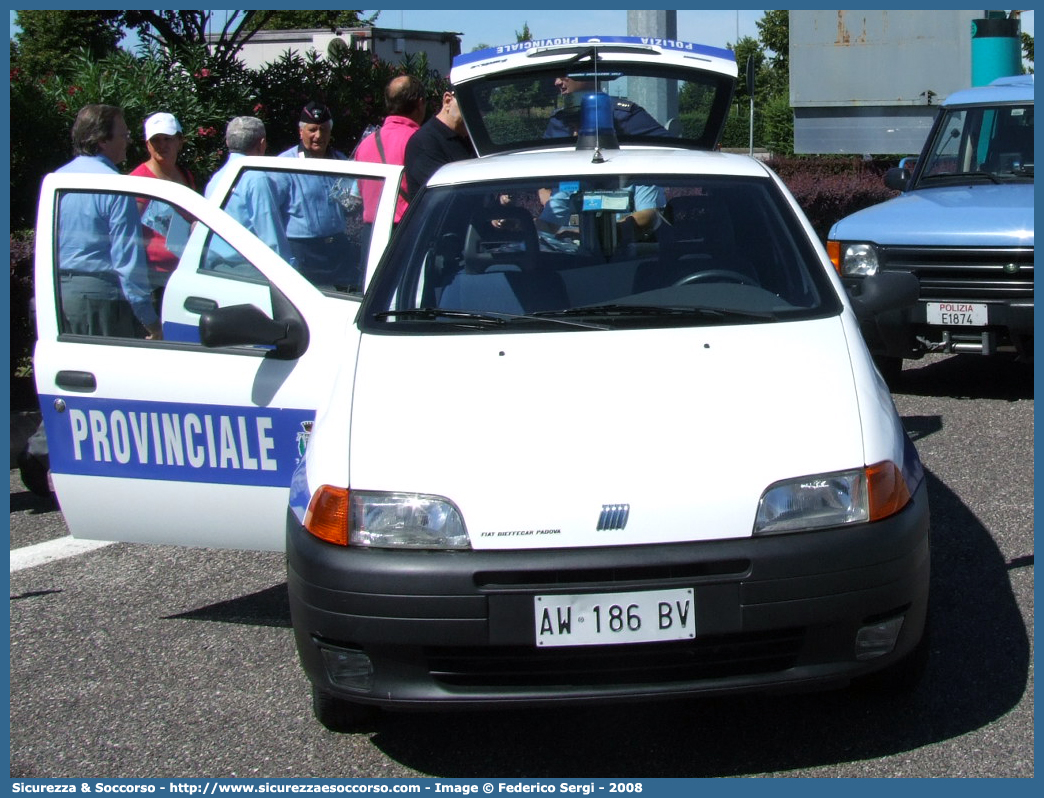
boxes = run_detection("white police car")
[35,37,929,733]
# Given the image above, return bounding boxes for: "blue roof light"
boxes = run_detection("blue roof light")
[577,93,619,157]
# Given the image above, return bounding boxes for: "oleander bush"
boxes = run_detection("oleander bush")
[766,156,900,241]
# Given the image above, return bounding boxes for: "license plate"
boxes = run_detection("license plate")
[926,302,988,326]
[534,588,695,647]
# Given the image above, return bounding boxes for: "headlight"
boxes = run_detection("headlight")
[303,486,470,549]
[840,243,880,277]
[754,462,911,535]
[350,491,469,549]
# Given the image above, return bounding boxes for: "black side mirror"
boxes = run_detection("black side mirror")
[849,271,919,320]
[199,303,308,360]
[884,167,911,192]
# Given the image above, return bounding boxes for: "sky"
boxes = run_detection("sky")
[9,8,1036,58]
[361,9,768,52]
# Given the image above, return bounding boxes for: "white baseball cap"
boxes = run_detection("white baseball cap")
[144,112,183,140]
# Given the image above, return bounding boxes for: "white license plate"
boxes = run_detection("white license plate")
[926,302,988,326]
[534,588,695,647]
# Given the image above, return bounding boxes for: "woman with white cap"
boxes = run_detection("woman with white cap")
[130,112,198,304]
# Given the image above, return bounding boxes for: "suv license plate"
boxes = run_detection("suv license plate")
[534,588,695,647]
[926,302,988,326]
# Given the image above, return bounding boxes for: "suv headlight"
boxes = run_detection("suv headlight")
[304,487,470,549]
[754,462,911,535]
[839,242,880,277]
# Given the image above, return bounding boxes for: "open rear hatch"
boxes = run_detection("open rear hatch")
[450,35,738,156]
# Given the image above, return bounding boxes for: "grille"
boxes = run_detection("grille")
[425,628,805,688]
[474,559,751,590]
[880,245,1034,301]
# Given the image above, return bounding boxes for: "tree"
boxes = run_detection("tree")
[1021,32,1034,69]
[756,9,789,72]
[257,11,373,31]
[12,10,124,76]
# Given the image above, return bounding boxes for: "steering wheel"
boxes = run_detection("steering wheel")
[673,269,758,287]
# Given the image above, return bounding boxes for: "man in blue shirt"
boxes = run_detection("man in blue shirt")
[205,116,268,199]
[278,102,355,288]
[20,104,159,498]
[55,104,161,340]
[204,117,294,269]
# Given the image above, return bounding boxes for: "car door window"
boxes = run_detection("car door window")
[209,165,380,295]
[51,186,282,347]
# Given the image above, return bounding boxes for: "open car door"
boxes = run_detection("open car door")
[33,159,402,551]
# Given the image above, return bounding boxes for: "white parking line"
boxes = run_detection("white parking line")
[10,536,116,573]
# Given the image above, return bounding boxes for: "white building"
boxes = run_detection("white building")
[222,26,462,76]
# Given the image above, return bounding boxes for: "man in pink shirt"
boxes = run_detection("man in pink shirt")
[354,75,426,224]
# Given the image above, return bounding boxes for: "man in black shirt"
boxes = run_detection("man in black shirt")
[404,90,474,198]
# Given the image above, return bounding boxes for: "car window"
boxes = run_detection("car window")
[51,186,281,347]
[208,165,380,295]
[361,174,841,332]
[920,103,1034,180]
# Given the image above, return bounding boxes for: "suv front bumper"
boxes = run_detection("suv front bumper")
[287,481,930,710]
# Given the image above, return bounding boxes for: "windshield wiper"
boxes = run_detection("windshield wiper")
[372,307,608,330]
[373,308,509,324]
[532,304,776,322]
[920,171,1003,185]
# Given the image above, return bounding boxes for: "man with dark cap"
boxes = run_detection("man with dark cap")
[280,101,348,161]
[278,102,355,288]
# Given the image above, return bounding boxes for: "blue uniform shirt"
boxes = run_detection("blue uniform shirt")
[55,155,158,327]
[544,97,670,140]
[277,145,349,240]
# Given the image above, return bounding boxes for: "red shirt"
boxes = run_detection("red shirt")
[353,115,419,223]
[129,162,197,273]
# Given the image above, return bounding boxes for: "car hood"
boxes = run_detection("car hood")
[348,319,866,549]
[830,183,1034,247]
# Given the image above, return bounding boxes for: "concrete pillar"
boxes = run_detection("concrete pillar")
[626,11,678,126]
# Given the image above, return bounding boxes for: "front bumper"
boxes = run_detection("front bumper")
[287,481,930,710]
[858,296,1033,360]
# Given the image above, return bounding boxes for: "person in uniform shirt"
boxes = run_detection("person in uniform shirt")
[205,116,268,199]
[541,76,667,241]
[56,104,161,340]
[543,74,669,140]
[278,102,354,288]
[404,90,474,199]
[21,104,160,497]
[205,116,294,269]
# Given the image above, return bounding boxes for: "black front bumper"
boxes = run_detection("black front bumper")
[287,481,930,710]
[860,297,1034,359]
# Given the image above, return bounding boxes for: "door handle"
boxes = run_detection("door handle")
[55,370,97,392]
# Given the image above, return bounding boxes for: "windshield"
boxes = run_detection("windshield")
[360,174,842,333]
[917,102,1034,183]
